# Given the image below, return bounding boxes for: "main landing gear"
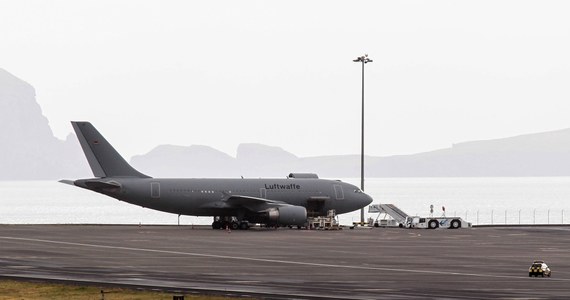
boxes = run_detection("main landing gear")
[211,216,250,230]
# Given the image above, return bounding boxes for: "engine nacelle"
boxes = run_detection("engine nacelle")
[267,206,307,226]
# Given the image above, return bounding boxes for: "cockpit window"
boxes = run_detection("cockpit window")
[354,189,362,193]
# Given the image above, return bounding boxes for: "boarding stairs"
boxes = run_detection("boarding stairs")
[368,204,409,226]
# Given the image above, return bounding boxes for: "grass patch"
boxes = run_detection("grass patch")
[0,279,240,300]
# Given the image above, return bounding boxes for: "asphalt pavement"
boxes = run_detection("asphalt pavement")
[1,224,570,299]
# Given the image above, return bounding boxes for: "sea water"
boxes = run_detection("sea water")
[1,178,570,226]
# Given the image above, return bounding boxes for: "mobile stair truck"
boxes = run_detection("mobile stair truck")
[368,204,409,227]
[368,204,472,229]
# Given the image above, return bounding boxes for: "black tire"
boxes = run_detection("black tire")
[230,222,239,230]
[450,219,461,229]
[428,220,439,229]
[212,221,221,230]
[239,222,250,230]
[529,273,532,277]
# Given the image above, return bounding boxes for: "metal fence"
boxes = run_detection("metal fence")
[455,209,566,225]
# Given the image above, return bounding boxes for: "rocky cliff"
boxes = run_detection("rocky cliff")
[0,68,89,179]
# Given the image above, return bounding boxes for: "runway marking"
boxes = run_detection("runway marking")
[2,236,570,282]
[7,265,35,269]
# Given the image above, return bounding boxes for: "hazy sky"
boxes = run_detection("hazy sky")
[1,1,569,159]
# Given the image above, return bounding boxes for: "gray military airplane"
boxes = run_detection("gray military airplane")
[61,122,373,229]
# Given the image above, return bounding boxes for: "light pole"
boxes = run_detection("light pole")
[353,54,372,224]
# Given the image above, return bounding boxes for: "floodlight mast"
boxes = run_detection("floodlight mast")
[353,54,372,225]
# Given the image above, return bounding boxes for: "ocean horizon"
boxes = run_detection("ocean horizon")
[1,177,569,226]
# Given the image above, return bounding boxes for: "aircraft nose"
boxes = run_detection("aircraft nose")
[362,193,373,207]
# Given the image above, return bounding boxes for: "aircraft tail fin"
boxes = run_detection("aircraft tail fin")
[71,121,150,178]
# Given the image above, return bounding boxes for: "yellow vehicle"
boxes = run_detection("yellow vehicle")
[529,261,551,277]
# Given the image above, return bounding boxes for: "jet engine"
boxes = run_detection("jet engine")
[266,206,307,226]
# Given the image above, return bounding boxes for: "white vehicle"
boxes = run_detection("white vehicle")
[403,216,471,229]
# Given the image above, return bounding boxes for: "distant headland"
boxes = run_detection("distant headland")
[2,68,570,180]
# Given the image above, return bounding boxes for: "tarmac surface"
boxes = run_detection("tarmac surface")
[1,224,570,299]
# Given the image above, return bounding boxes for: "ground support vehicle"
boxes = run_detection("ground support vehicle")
[404,216,471,229]
[309,210,341,230]
[529,261,551,277]
[367,204,408,228]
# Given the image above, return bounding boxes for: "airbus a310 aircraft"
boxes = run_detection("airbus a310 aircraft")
[61,122,373,229]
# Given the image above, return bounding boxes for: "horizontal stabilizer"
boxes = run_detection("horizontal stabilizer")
[58,179,122,191]
[83,180,122,190]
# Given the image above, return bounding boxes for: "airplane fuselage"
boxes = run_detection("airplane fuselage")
[75,177,370,218]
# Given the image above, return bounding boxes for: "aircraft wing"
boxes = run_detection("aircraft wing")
[224,194,293,212]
